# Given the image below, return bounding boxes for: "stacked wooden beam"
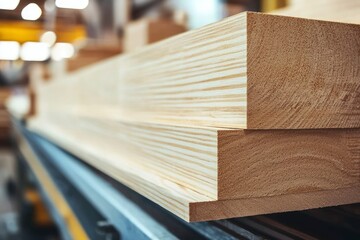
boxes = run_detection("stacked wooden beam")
[28,12,360,222]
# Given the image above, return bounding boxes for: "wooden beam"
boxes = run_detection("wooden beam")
[190,186,360,222]
[26,12,360,222]
[36,12,360,129]
[28,116,360,221]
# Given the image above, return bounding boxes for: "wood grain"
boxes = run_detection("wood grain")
[247,13,360,129]
[25,11,360,222]
[35,12,360,129]
[28,116,360,221]
[190,186,360,222]
[18,123,360,222]
[30,115,218,199]
[218,129,360,199]
[36,12,247,128]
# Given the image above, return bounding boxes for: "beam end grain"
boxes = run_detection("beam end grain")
[28,116,360,221]
[247,12,360,129]
[218,129,360,200]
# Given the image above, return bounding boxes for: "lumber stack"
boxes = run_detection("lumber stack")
[27,12,360,222]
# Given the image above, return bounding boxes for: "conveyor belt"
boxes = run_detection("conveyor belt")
[13,121,360,240]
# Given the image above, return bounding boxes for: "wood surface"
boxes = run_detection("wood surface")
[218,129,360,199]
[35,12,360,129]
[246,13,360,128]
[25,11,360,222]
[18,122,360,221]
[28,116,360,221]
[190,186,360,222]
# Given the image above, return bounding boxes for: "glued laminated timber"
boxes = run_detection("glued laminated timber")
[28,12,360,221]
[35,12,360,129]
[29,116,360,222]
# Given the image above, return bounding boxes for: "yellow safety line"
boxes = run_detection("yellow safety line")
[17,132,89,240]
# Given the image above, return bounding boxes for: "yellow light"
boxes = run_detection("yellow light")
[51,43,75,61]
[0,0,20,10]
[21,3,42,21]
[55,0,89,9]
[21,42,50,61]
[40,31,57,46]
[0,41,20,60]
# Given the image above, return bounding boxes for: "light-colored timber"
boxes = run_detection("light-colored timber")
[28,115,360,221]
[189,186,360,222]
[270,0,360,24]
[35,12,360,129]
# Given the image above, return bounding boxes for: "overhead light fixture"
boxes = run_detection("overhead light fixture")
[55,0,89,9]
[0,41,20,60]
[40,31,57,46]
[21,3,42,21]
[0,0,20,10]
[51,42,75,61]
[21,42,50,61]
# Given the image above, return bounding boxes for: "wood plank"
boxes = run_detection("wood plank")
[26,11,360,222]
[28,116,360,221]
[190,186,360,222]
[35,12,360,129]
